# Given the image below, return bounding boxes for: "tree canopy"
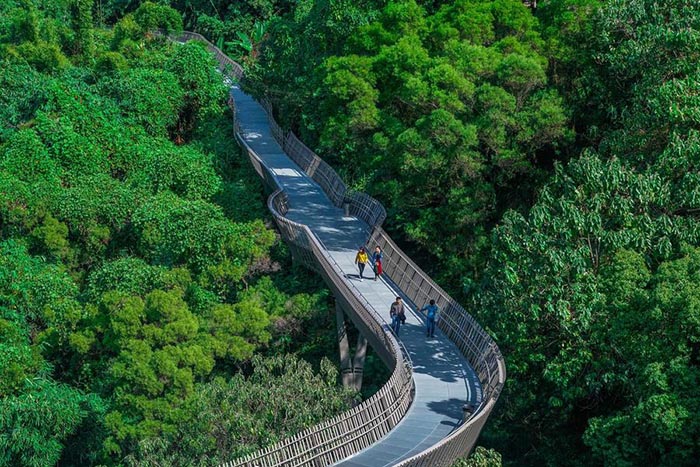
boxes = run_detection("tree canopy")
[0,1,354,465]
[4,0,700,466]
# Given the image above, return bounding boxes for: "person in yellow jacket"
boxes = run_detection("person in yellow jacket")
[354,246,369,281]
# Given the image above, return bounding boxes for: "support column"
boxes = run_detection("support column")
[336,303,353,389]
[351,334,368,391]
[336,303,368,392]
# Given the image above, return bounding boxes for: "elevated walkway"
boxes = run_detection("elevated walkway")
[232,86,481,466]
[169,29,504,467]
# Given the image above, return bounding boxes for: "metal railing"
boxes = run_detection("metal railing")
[369,227,506,466]
[227,134,414,466]
[174,31,505,467]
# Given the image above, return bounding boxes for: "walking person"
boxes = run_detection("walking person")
[372,246,383,281]
[390,297,405,336]
[354,246,369,281]
[420,299,439,338]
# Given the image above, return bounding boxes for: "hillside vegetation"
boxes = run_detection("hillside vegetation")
[0,2,355,465]
[2,1,700,466]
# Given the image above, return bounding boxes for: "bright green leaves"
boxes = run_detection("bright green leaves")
[0,240,80,327]
[480,152,700,463]
[85,258,170,300]
[652,248,700,351]
[415,61,476,114]
[106,289,211,400]
[0,239,100,467]
[127,142,222,200]
[0,1,72,71]
[143,290,200,347]
[0,129,60,184]
[263,0,570,284]
[132,1,183,35]
[582,0,700,178]
[109,1,182,54]
[201,301,270,361]
[0,62,47,142]
[429,0,495,45]
[580,248,700,466]
[323,56,380,131]
[0,379,103,467]
[380,0,428,41]
[102,68,184,137]
[0,4,345,466]
[69,0,95,58]
[166,41,227,134]
[0,318,45,398]
[495,53,546,102]
[452,446,502,467]
[317,55,380,157]
[123,355,355,465]
[30,214,73,263]
[132,193,274,288]
[95,286,270,454]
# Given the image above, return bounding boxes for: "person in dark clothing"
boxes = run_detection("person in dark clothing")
[390,297,405,336]
[372,246,383,281]
[420,299,439,337]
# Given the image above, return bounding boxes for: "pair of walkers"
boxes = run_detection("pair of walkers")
[354,246,383,281]
[388,296,439,338]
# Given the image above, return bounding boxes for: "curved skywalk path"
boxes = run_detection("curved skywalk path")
[232,84,482,466]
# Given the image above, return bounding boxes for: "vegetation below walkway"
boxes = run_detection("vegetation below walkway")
[0,2,359,465]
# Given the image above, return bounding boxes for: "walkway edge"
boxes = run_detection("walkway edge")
[169,30,506,467]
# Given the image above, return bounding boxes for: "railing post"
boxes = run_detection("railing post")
[462,403,475,423]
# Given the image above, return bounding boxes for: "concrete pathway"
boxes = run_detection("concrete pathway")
[231,85,481,467]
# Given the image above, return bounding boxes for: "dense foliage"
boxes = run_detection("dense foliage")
[4,0,700,466]
[476,1,700,465]
[240,0,700,465]
[255,0,571,285]
[0,1,354,465]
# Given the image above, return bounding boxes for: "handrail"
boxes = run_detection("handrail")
[171,31,505,467]
[228,135,414,467]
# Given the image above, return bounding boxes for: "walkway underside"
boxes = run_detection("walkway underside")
[232,85,482,466]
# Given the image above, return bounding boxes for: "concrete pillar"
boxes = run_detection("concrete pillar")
[336,303,353,389]
[351,334,368,391]
[336,303,368,392]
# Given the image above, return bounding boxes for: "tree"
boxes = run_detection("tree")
[0,379,104,467]
[280,0,571,283]
[123,355,356,465]
[133,2,183,35]
[453,446,502,467]
[478,153,700,465]
[0,63,47,142]
[101,68,184,137]
[70,0,95,57]
[166,41,227,139]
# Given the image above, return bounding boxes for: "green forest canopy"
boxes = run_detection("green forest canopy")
[247,0,700,465]
[0,1,355,466]
[2,0,700,466]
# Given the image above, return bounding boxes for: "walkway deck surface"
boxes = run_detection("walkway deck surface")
[232,85,482,466]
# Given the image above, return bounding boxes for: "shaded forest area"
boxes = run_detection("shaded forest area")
[0,1,361,466]
[1,0,700,467]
